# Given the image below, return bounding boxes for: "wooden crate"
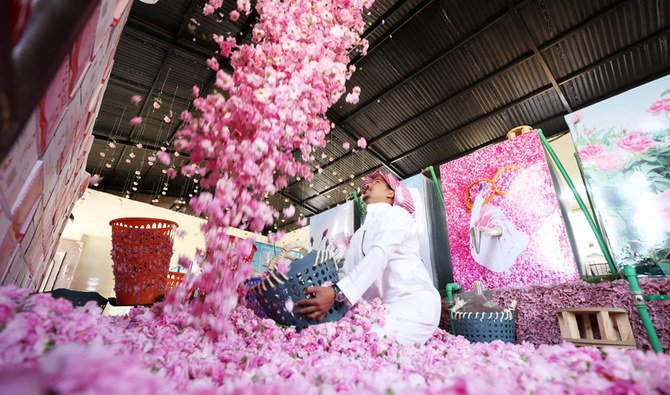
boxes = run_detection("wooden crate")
[557,307,636,349]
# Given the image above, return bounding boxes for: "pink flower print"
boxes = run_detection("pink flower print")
[647,98,670,115]
[342,142,350,150]
[130,95,142,104]
[130,116,143,126]
[615,131,655,153]
[578,144,606,162]
[129,152,136,159]
[136,143,143,149]
[657,189,670,232]
[570,110,584,124]
[152,101,160,109]
[166,168,177,179]
[594,153,622,171]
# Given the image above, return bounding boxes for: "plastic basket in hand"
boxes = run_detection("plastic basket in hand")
[249,244,347,331]
[450,307,516,343]
[244,277,267,318]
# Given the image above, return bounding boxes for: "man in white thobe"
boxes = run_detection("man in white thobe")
[296,170,441,345]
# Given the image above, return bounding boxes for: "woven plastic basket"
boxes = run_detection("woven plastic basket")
[166,272,185,294]
[450,309,516,343]
[109,217,177,305]
[244,277,267,318]
[250,244,347,331]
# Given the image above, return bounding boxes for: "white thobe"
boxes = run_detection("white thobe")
[337,202,441,345]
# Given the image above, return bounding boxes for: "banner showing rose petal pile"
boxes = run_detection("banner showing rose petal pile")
[164,0,373,328]
[566,74,670,275]
[439,132,579,290]
[1,286,670,394]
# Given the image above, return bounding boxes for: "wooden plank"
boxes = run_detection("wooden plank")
[613,312,634,342]
[557,312,569,338]
[597,311,618,341]
[581,313,594,340]
[566,338,637,349]
[557,307,627,314]
[559,311,581,339]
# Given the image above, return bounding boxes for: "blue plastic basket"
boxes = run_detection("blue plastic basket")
[250,250,347,331]
[244,277,267,318]
[450,310,516,343]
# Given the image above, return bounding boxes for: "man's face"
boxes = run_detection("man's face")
[362,176,394,204]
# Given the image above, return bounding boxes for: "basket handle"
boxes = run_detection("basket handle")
[266,242,312,271]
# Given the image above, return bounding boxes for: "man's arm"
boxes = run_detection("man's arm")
[296,208,413,320]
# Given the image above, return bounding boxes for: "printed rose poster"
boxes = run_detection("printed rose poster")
[440,132,579,290]
[566,74,670,275]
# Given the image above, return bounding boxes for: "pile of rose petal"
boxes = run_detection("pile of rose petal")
[1,286,670,394]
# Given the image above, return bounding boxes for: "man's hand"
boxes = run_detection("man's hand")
[294,286,336,322]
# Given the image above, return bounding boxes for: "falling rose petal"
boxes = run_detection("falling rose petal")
[160,146,167,152]
[296,217,308,227]
[108,142,116,148]
[125,159,131,163]
[99,152,106,157]
[130,95,142,104]
[342,142,350,150]
[156,151,171,166]
[236,0,251,14]
[105,163,112,168]
[164,115,171,123]
[206,57,220,72]
[130,116,143,125]
[174,152,180,157]
[229,10,240,21]
[282,205,295,218]
[166,168,177,179]
[345,86,361,104]
[357,137,367,149]
[162,169,167,174]
[148,156,156,162]
[284,297,294,314]
[88,174,103,186]
[148,161,155,166]
[129,152,136,158]
[153,101,161,109]
[134,170,141,175]
[136,143,143,149]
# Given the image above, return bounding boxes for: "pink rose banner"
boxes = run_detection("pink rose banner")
[566,74,670,275]
[439,132,579,291]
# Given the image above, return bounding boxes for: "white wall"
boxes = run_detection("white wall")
[62,189,310,296]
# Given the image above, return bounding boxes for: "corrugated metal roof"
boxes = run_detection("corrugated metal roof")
[87,0,670,230]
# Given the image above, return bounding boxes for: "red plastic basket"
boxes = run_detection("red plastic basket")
[109,217,178,305]
[166,271,185,294]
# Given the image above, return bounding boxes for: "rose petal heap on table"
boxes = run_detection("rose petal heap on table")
[1,287,670,394]
[166,0,373,331]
